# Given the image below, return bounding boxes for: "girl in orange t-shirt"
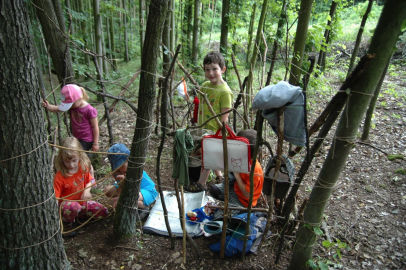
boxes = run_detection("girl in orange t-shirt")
[54,137,108,223]
[208,129,264,208]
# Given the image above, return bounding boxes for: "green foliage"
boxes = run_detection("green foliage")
[337,1,383,41]
[387,154,404,161]
[307,238,349,270]
[395,168,406,175]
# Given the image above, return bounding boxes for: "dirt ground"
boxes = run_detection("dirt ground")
[63,60,406,270]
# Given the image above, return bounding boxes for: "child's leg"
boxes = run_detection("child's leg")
[197,168,211,187]
[60,201,82,223]
[214,170,223,178]
[137,192,145,209]
[81,201,109,219]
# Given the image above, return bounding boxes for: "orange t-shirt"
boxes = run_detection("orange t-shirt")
[54,166,93,203]
[234,161,264,207]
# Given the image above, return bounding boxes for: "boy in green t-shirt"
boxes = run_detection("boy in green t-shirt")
[197,52,233,131]
[188,51,233,191]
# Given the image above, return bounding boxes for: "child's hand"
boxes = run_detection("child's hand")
[115,174,125,182]
[42,100,49,108]
[81,189,92,200]
[92,143,99,152]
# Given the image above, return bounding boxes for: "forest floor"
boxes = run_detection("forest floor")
[63,59,406,270]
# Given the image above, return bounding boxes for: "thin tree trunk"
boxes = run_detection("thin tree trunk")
[289,1,406,268]
[0,1,69,267]
[93,0,103,76]
[162,5,171,74]
[266,0,288,86]
[33,0,74,84]
[246,3,257,64]
[208,0,217,47]
[139,0,145,54]
[361,60,390,141]
[191,0,200,65]
[109,10,117,70]
[219,0,230,56]
[246,0,269,125]
[170,0,175,52]
[347,0,373,76]
[113,0,169,239]
[316,0,338,74]
[123,0,130,62]
[93,56,114,145]
[288,0,313,86]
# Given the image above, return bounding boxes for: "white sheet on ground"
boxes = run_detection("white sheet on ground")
[143,190,208,237]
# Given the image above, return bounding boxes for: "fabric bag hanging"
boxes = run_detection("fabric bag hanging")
[202,125,251,173]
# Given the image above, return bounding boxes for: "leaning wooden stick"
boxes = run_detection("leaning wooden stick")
[220,123,230,259]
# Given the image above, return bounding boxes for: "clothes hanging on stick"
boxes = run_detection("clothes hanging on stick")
[252,81,306,146]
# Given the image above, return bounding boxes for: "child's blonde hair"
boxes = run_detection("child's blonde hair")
[79,86,89,101]
[55,137,91,176]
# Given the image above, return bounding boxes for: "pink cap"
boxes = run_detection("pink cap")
[58,84,82,112]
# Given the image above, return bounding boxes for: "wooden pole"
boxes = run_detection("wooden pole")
[220,123,230,258]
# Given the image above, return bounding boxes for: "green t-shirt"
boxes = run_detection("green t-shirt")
[198,81,233,132]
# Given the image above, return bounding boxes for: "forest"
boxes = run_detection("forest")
[0,0,405,269]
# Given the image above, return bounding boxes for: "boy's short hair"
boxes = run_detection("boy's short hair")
[237,129,257,156]
[203,51,225,69]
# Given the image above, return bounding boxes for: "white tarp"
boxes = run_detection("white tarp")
[143,190,208,237]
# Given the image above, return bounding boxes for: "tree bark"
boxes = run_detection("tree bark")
[219,0,230,56]
[109,6,117,70]
[288,0,314,86]
[347,0,373,76]
[139,0,145,55]
[162,4,171,75]
[0,1,69,268]
[266,0,288,86]
[123,0,130,62]
[93,0,103,76]
[113,0,169,239]
[191,0,201,65]
[33,0,74,84]
[288,1,406,268]
[316,0,338,74]
[246,0,269,124]
[361,60,390,141]
[246,3,257,64]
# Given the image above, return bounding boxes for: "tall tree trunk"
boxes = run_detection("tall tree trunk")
[219,0,230,56]
[139,0,145,55]
[266,0,288,86]
[246,3,256,64]
[289,1,406,268]
[246,0,269,124]
[182,0,193,59]
[113,0,169,239]
[347,0,373,76]
[93,0,103,76]
[123,0,130,62]
[0,1,69,268]
[288,0,313,87]
[109,8,117,70]
[191,0,200,65]
[78,0,91,66]
[162,5,171,74]
[170,0,175,52]
[361,60,390,141]
[316,0,337,74]
[33,0,74,84]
